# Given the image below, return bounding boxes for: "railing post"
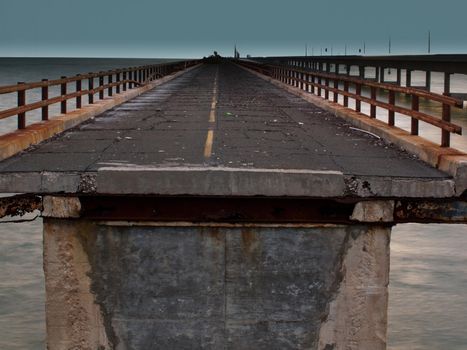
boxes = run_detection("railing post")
[406,69,412,87]
[442,72,451,147]
[310,74,315,94]
[317,75,322,97]
[310,73,315,95]
[99,73,104,99]
[139,69,142,84]
[333,79,338,103]
[442,103,451,147]
[343,81,349,107]
[123,71,127,91]
[396,69,401,85]
[324,76,329,100]
[128,70,133,89]
[76,74,82,109]
[116,72,121,94]
[305,73,309,92]
[411,94,419,135]
[41,79,49,121]
[108,73,113,97]
[17,82,26,129]
[88,74,94,104]
[355,83,361,112]
[388,90,395,126]
[61,76,67,114]
[370,86,377,118]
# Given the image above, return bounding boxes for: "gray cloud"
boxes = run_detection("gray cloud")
[0,0,465,57]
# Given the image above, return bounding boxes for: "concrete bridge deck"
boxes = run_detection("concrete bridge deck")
[0,62,456,198]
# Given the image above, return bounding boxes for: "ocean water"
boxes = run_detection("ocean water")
[0,58,466,349]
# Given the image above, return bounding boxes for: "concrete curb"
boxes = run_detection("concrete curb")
[0,167,457,198]
[96,167,347,197]
[239,65,467,196]
[0,64,202,162]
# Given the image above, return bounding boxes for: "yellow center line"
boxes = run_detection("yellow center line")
[204,68,219,158]
[209,74,218,123]
[204,130,214,158]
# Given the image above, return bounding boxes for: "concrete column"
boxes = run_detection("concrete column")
[43,197,392,350]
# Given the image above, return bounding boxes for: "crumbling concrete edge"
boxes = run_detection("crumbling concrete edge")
[0,63,202,162]
[0,167,458,198]
[43,218,112,349]
[238,64,467,196]
[318,226,390,349]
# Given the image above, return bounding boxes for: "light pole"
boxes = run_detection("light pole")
[428,30,431,54]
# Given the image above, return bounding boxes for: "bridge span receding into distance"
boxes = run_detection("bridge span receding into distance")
[0,57,466,350]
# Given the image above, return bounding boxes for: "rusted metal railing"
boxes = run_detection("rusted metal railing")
[237,60,463,147]
[0,60,198,132]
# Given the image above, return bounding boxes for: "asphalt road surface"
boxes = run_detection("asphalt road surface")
[0,62,448,179]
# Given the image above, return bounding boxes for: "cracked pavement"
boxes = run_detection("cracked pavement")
[0,62,449,179]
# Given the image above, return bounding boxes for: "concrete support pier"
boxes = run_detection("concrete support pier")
[43,197,391,350]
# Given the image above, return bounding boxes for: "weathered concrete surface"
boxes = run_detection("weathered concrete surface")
[0,63,457,199]
[43,218,391,350]
[318,226,390,350]
[96,167,346,197]
[44,219,111,350]
[42,196,81,218]
[350,200,395,223]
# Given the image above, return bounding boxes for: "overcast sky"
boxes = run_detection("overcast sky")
[1,0,466,58]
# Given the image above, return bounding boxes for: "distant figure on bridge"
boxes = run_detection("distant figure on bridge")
[204,51,222,64]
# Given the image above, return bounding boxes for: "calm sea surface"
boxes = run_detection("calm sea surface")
[0,58,466,349]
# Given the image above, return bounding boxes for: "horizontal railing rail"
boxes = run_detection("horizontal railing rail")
[236,59,463,147]
[0,60,199,131]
